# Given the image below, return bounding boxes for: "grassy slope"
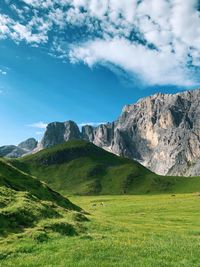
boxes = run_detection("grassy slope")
[0,194,200,267]
[11,140,200,195]
[0,159,87,237]
[11,140,156,195]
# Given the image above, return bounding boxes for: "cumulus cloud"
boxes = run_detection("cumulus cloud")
[1,0,200,85]
[27,121,47,129]
[70,38,193,86]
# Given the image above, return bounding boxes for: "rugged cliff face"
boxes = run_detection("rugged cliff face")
[88,90,200,176]
[37,89,200,176]
[0,138,38,158]
[18,138,38,151]
[40,121,81,149]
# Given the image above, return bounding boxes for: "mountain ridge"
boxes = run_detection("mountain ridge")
[0,138,38,158]
[10,139,200,196]
[2,89,200,176]
[36,89,200,176]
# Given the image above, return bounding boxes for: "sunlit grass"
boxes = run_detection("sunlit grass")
[10,140,200,196]
[1,194,200,266]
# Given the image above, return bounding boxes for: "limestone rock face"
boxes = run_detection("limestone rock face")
[82,125,94,142]
[0,146,22,158]
[91,90,200,176]
[80,89,200,176]
[18,138,38,151]
[93,123,115,150]
[37,89,200,176]
[0,138,38,158]
[40,121,81,149]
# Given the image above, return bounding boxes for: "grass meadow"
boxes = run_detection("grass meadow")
[0,194,200,267]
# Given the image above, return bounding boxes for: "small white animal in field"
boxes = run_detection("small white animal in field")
[100,202,104,207]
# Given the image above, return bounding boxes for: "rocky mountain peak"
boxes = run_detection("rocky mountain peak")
[18,138,38,151]
[34,88,200,176]
[0,137,38,158]
[82,125,95,142]
[40,120,81,149]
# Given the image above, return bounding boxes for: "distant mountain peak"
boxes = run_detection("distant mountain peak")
[37,89,200,176]
[40,120,81,149]
[2,89,200,177]
[18,138,38,151]
[0,138,38,158]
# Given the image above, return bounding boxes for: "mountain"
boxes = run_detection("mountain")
[10,140,200,196]
[37,89,200,177]
[39,121,81,149]
[12,140,152,195]
[0,158,86,237]
[0,138,38,158]
[92,89,200,177]
[18,138,38,151]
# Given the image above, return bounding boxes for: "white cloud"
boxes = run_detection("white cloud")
[67,0,200,86]
[0,69,7,75]
[28,121,47,129]
[0,14,48,44]
[11,22,48,44]
[2,0,200,86]
[70,38,194,86]
[22,0,54,8]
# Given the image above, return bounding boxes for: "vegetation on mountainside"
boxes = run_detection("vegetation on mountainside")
[0,159,87,238]
[10,140,155,195]
[9,140,200,196]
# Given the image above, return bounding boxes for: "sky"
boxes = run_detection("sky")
[0,0,200,146]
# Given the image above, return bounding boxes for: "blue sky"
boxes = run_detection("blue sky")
[0,0,199,145]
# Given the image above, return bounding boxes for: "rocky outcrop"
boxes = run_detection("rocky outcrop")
[92,89,200,176]
[37,89,200,176]
[0,138,38,158]
[87,90,200,176]
[18,138,38,151]
[40,121,81,149]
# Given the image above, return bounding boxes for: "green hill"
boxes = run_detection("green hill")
[10,140,200,195]
[0,159,87,238]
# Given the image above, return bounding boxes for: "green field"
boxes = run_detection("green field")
[1,140,200,266]
[1,194,200,267]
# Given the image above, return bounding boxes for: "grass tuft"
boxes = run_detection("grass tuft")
[0,159,88,237]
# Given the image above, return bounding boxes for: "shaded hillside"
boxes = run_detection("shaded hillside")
[10,140,200,195]
[0,159,86,237]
